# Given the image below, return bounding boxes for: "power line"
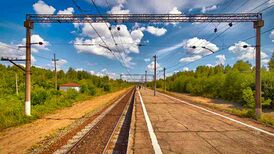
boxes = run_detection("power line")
[72,0,133,79]
[164,1,272,73]
[166,27,274,74]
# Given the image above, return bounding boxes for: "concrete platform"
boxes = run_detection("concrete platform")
[132,88,274,154]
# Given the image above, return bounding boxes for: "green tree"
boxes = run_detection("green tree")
[268,52,274,71]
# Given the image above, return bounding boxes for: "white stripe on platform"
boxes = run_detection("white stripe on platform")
[160,92,274,137]
[138,90,163,154]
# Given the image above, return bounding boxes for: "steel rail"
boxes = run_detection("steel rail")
[65,88,134,153]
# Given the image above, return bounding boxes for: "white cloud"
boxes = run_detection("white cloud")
[157,42,184,55]
[147,61,161,72]
[180,55,202,62]
[169,7,182,14]
[57,59,67,66]
[201,5,217,13]
[57,7,74,14]
[270,30,274,42]
[108,4,130,14]
[125,0,222,13]
[228,41,268,61]
[206,64,213,67]
[33,0,56,14]
[216,54,226,65]
[179,37,218,63]
[144,58,150,62]
[96,68,117,79]
[145,26,167,36]
[183,37,219,55]
[168,7,182,25]
[0,42,24,58]
[182,67,189,71]
[73,23,144,67]
[21,34,50,53]
[0,42,36,63]
[47,58,67,70]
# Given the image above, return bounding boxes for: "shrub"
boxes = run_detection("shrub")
[242,87,255,108]
[65,89,79,99]
[31,87,50,105]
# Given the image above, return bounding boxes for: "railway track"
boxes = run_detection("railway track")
[53,88,135,154]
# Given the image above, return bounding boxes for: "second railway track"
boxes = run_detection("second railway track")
[54,88,135,154]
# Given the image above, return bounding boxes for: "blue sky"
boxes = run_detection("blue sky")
[0,0,273,80]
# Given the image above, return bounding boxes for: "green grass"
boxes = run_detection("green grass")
[0,87,129,131]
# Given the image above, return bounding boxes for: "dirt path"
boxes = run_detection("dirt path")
[0,88,128,154]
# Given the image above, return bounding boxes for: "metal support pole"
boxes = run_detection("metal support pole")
[52,53,59,90]
[254,20,264,119]
[153,55,156,96]
[24,20,33,116]
[163,67,166,92]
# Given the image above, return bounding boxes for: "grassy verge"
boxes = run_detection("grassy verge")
[157,89,274,126]
[0,87,130,131]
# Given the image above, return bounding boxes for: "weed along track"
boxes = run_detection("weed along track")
[53,88,135,154]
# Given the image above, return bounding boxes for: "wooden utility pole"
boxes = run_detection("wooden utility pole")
[153,55,157,96]
[52,54,59,90]
[254,20,264,118]
[145,70,147,87]
[15,73,18,95]
[24,20,33,116]
[163,67,166,92]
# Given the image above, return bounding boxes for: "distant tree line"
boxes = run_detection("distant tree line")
[149,53,274,109]
[0,65,130,129]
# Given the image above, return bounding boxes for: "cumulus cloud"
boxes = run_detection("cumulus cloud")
[96,68,117,79]
[57,7,74,14]
[21,34,50,53]
[0,42,36,63]
[108,4,130,14]
[125,0,222,13]
[206,64,213,67]
[182,67,189,71]
[270,30,274,42]
[73,23,143,67]
[144,58,150,62]
[33,0,56,14]
[216,54,226,65]
[180,55,202,62]
[147,61,161,72]
[0,42,24,58]
[179,37,218,62]
[47,58,67,70]
[228,41,268,61]
[145,26,167,36]
[201,5,217,13]
[0,34,49,64]
[183,37,219,55]
[169,7,182,14]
